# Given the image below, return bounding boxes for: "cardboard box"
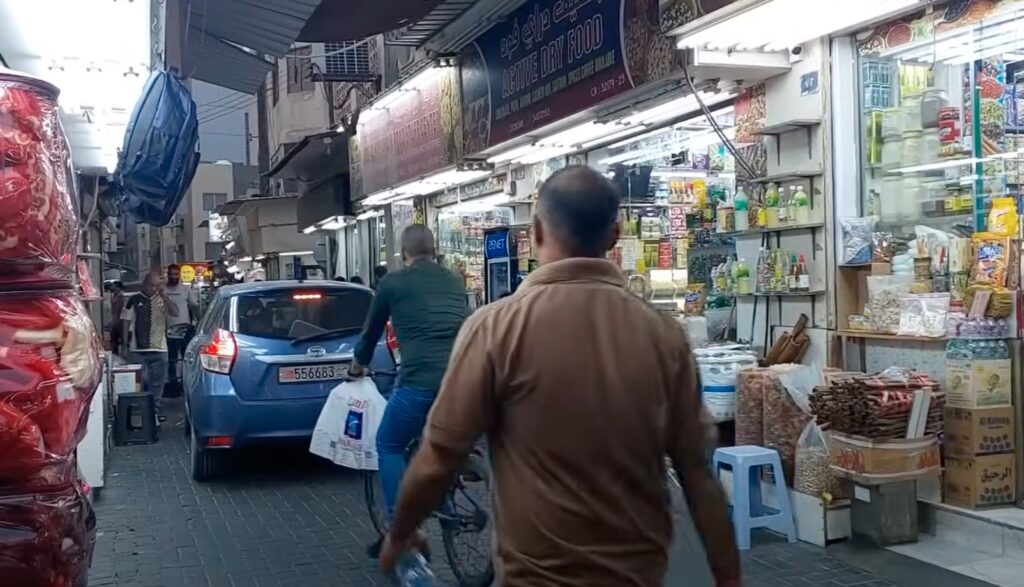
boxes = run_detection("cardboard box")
[944,454,1016,508]
[830,433,940,476]
[111,366,142,396]
[944,407,1015,457]
[946,358,1012,408]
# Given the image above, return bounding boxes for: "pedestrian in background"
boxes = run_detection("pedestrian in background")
[373,265,389,290]
[380,166,740,586]
[122,270,179,423]
[163,264,194,396]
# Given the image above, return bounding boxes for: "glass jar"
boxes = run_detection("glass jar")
[882,136,903,171]
[880,176,902,222]
[902,95,923,130]
[902,130,923,167]
[900,175,922,220]
[921,128,940,164]
[921,88,946,129]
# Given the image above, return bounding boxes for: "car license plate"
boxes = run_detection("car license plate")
[278,363,347,383]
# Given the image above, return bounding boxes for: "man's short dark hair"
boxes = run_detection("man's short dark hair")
[373,265,389,280]
[537,165,620,257]
[401,224,435,259]
[168,264,180,272]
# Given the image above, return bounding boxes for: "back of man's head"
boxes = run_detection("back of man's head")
[401,224,435,262]
[536,165,621,260]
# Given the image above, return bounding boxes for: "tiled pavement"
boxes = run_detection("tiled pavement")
[87,400,992,587]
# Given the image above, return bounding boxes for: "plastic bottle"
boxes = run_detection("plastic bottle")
[756,247,770,293]
[735,258,752,294]
[796,254,810,292]
[765,183,780,228]
[793,185,810,224]
[396,553,436,586]
[733,186,749,231]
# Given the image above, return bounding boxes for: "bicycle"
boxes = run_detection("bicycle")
[362,377,494,587]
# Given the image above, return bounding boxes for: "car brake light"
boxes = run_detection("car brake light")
[205,436,233,448]
[293,292,323,300]
[200,328,236,374]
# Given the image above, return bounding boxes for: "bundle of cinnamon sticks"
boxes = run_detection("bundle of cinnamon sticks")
[810,372,944,439]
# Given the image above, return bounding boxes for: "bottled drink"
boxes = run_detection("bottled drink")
[756,247,770,293]
[765,183,780,227]
[793,185,810,224]
[795,254,810,292]
[396,553,436,586]
[734,186,749,231]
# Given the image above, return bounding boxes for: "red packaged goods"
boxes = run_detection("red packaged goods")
[0,70,78,287]
[0,292,101,486]
[0,482,96,587]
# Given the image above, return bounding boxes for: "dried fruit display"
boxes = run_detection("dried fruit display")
[763,372,812,484]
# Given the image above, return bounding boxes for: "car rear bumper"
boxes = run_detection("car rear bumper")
[189,391,327,448]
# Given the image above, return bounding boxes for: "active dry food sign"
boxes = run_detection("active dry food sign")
[351,67,462,199]
[461,0,661,153]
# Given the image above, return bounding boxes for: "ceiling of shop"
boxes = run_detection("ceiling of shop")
[296,0,449,42]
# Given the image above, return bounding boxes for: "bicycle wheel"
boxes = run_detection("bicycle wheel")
[441,452,494,587]
[363,470,389,537]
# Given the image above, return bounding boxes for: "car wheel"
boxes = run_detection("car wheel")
[190,428,222,482]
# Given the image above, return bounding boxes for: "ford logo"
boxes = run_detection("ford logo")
[306,346,327,358]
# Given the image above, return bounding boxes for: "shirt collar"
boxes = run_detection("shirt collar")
[520,258,625,290]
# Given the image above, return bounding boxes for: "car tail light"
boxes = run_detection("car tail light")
[200,328,236,374]
[205,436,233,448]
[386,321,399,352]
[293,292,323,300]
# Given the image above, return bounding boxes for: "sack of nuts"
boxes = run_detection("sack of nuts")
[736,369,770,446]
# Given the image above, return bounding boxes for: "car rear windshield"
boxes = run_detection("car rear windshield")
[234,289,372,340]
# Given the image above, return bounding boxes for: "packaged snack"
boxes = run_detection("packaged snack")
[840,216,877,265]
[872,232,893,262]
[897,293,950,338]
[988,197,1018,237]
[971,234,1011,287]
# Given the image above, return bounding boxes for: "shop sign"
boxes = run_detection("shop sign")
[178,263,212,284]
[459,0,752,153]
[484,228,511,259]
[350,67,462,199]
[433,174,506,207]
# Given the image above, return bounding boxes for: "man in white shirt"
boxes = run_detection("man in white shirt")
[164,264,194,395]
[122,270,179,422]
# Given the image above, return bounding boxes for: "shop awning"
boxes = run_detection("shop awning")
[296,0,447,42]
[265,131,348,183]
[184,0,321,94]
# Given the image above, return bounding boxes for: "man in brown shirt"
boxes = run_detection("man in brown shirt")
[380,166,740,586]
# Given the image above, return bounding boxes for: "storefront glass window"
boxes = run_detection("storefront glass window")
[857,1,1024,232]
[587,106,739,315]
[436,207,512,304]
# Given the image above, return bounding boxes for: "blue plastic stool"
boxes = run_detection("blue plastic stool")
[712,446,797,550]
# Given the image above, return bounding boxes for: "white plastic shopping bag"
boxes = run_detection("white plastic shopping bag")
[309,378,388,470]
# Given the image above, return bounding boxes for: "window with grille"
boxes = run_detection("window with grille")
[324,41,371,76]
[287,46,313,93]
[202,192,228,212]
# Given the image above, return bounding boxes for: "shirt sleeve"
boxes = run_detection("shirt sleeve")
[425,312,496,454]
[354,281,391,367]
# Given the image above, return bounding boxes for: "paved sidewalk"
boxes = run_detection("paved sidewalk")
[87,401,991,586]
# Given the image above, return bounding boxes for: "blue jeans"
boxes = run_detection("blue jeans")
[376,385,437,521]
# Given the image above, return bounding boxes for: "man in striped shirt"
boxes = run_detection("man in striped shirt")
[122,270,180,422]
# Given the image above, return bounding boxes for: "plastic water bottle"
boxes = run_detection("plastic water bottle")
[396,552,435,586]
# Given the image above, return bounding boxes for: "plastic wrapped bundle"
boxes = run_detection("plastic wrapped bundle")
[0,481,96,587]
[0,291,101,486]
[0,70,78,288]
[762,365,816,484]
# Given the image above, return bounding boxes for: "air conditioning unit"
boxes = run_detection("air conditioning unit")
[311,41,374,82]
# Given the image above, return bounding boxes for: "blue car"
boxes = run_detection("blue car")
[182,280,395,481]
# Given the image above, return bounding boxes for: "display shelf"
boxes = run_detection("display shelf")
[718,222,824,238]
[754,118,821,136]
[736,290,825,298]
[836,330,946,342]
[752,169,823,183]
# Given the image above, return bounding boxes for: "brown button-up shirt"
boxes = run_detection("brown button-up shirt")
[426,258,713,586]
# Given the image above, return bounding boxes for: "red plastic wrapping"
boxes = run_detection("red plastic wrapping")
[0,70,78,287]
[0,291,101,487]
[0,481,96,587]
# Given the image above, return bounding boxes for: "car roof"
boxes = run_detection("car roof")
[218,280,373,298]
